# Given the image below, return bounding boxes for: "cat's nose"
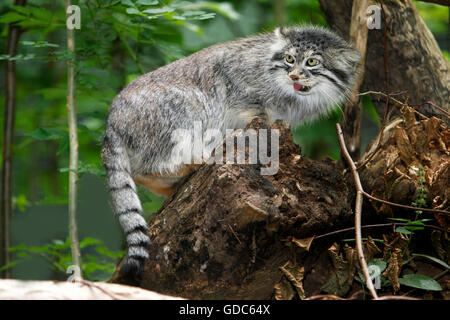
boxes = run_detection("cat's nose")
[290,75,299,80]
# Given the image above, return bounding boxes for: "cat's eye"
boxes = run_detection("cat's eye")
[306,58,319,67]
[285,54,295,64]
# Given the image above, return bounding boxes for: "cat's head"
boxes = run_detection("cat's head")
[268,25,360,114]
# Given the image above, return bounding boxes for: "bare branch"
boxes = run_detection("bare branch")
[336,123,379,300]
[65,0,82,274]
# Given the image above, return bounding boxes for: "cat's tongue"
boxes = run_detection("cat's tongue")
[293,83,303,91]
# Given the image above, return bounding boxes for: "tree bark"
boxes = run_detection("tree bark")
[318,0,449,122]
[1,0,27,279]
[341,0,369,160]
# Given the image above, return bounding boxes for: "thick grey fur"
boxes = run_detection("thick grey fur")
[102,25,360,276]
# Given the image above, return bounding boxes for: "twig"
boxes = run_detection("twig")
[75,279,121,300]
[409,101,450,119]
[362,191,449,215]
[359,91,448,120]
[65,0,82,274]
[358,91,429,119]
[314,223,446,240]
[1,0,27,279]
[305,294,346,300]
[336,123,379,300]
[376,295,421,300]
[228,224,242,245]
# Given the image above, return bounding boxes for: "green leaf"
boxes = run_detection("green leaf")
[121,0,135,6]
[12,194,28,212]
[126,7,140,15]
[388,218,410,222]
[395,226,412,235]
[0,12,26,23]
[80,237,103,248]
[11,5,31,15]
[398,274,442,291]
[21,40,59,48]
[181,10,207,17]
[31,8,53,22]
[142,7,174,14]
[178,1,239,20]
[27,128,65,140]
[57,133,69,156]
[136,0,158,4]
[412,254,450,271]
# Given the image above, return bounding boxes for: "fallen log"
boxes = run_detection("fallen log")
[0,279,182,300]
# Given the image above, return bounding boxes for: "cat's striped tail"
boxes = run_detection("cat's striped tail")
[101,129,150,276]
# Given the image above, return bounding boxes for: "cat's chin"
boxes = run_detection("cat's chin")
[294,87,313,95]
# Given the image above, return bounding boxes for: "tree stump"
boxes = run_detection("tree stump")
[112,119,356,299]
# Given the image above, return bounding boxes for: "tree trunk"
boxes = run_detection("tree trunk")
[1,0,27,279]
[112,119,356,298]
[318,0,449,122]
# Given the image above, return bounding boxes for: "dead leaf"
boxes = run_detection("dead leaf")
[290,236,314,252]
[344,244,358,286]
[395,125,416,167]
[363,236,382,261]
[321,243,353,297]
[274,278,295,300]
[279,261,306,299]
[383,247,403,293]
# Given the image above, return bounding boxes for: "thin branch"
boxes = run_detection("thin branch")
[358,91,429,119]
[376,295,421,300]
[409,101,450,119]
[65,0,82,275]
[314,223,446,240]
[336,123,379,300]
[1,0,27,279]
[362,191,449,215]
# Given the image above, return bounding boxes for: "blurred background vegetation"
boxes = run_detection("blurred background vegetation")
[0,0,448,281]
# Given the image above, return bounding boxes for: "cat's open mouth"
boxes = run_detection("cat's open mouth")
[293,82,311,93]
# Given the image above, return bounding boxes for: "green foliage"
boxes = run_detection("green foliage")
[1,237,124,281]
[398,274,442,291]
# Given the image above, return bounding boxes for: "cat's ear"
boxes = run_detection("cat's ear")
[324,47,361,73]
[274,26,288,38]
